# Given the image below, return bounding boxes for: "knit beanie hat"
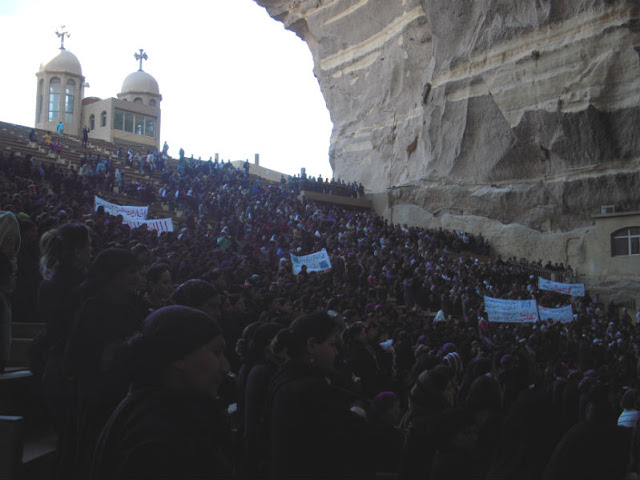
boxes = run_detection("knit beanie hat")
[128,306,222,383]
[439,342,457,356]
[443,351,464,377]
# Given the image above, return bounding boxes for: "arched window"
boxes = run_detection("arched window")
[149,99,156,107]
[133,97,143,103]
[89,114,95,130]
[611,227,640,256]
[48,77,61,122]
[65,79,75,124]
[101,111,107,127]
[38,79,44,123]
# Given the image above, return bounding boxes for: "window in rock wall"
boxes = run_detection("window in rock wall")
[611,227,640,256]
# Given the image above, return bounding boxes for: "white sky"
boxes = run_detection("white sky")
[0,0,334,179]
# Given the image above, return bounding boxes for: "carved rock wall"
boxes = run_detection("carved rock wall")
[255,1,640,258]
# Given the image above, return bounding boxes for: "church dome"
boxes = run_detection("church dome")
[39,49,82,76]
[121,70,160,95]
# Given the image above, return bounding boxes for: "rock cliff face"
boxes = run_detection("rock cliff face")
[255,0,639,268]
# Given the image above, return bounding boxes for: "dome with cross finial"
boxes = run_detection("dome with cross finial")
[120,70,160,96]
[39,49,82,76]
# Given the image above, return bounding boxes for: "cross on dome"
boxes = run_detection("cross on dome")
[134,49,148,71]
[55,26,70,50]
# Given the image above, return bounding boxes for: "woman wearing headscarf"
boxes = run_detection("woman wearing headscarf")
[269,311,371,477]
[91,306,232,479]
[61,248,146,475]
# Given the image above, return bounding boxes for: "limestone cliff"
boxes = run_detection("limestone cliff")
[255,0,640,274]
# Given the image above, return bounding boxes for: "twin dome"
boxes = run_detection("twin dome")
[39,49,160,96]
[39,49,83,77]
[120,70,160,95]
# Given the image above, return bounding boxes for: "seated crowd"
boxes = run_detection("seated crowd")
[0,145,638,479]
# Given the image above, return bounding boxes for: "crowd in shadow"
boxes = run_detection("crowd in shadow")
[0,146,637,479]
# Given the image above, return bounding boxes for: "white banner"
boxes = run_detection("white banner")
[538,305,573,323]
[95,196,148,220]
[291,248,332,275]
[124,217,174,233]
[538,277,585,297]
[484,296,539,323]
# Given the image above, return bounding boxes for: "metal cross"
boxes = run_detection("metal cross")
[55,26,70,50]
[134,49,148,71]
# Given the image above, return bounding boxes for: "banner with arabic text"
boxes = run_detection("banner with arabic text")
[291,248,332,275]
[538,305,573,323]
[484,296,539,323]
[124,217,174,233]
[538,277,585,297]
[95,196,148,220]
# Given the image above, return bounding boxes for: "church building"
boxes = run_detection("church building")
[34,31,161,151]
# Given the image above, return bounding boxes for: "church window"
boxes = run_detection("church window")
[124,112,134,132]
[145,118,155,137]
[112,109,156,137]
[114,110,124,130]
[65,79,75,124]
[38,79,44,123]
[48,77,61,122]
[611,227,640,256]
[133,97,143,103]
[149,99,156,107]
[135,115,144,135]
[101,111,107,127]
[89,114,95,130]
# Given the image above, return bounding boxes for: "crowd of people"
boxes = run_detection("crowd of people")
[0,142,638,479]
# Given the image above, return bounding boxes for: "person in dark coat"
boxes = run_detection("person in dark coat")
[91,305,232,479]
[368,391,405,474]
[399,365,455,479]
[543,421,631,480]
[269,311,372,477]
[343,320,380,399]
[61,248,146,475]
[36,222,91,435]
[429,408,481,480]
[242,322,284,475]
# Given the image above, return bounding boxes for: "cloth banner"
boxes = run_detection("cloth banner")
[95,196,148,220]
[484,296,539,323]
[538,277,585,297]
[291,248,332,275]
[124,217,174,233]
[538,305,573,323]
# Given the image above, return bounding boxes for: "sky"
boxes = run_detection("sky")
[0,0,334,179]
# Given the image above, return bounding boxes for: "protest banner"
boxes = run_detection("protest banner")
[124,217,174,233]
[538,304,573,323]
[484,296,539,323]
[95,196,148,220]
[538,277,585,297]
[291,248,332,275]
